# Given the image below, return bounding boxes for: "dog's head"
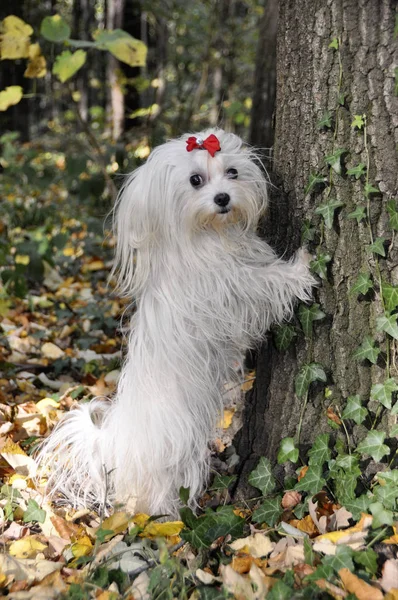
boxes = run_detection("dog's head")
[112,129,268,295]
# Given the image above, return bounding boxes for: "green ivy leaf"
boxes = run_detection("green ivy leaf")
[356,431,390,462]
[350,272,373,296]
[277,437,299,464]
[324,545,355,573]
[22,499,46,524]
[376,314,398,340]
[308,434,331,466]
[374,483,398,510]
[346,163,366,179]
[295,363,327,399]
[386,199,398,231]
[274,324,297,351]
[266,580,293,600]
[370,378,398,409]
[341,395,368,424]
[351,114,366,129]
[391,424,398,437]
[179,486,190,504]
[381,282,398,312]
[377,470,398,485]
[209,475,237,491]
[301,219,316,242]
[248,457,276,496]
[305,173,327,196]
[342,495,370,521]
[310,253,331,280]
[298,303,326,337]
[369,501,394,529]
[366,237,386,257]
[181,505,244,549]
[364,183,379,197]
[317,111,333,130]
[347,205,366,223]
[353,336,380,364]
[252,496,283,526]
[353,549,378,575]
[337,91,346,106]
[329,37,339,50]
[324,148,347,174]
[40,14,71,42]
[294,465,326,493]
[315,199,344,229]
[53,50,87,83]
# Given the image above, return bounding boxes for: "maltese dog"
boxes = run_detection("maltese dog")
[38,129,315,515]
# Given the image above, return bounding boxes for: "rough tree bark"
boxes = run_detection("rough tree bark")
[235,0,397,492]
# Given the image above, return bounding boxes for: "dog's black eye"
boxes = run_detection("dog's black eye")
[226,168,238,179]
[190,174,203,188]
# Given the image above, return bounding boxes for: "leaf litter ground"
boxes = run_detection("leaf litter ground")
[0,152,397,599]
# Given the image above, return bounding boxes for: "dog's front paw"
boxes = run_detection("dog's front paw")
[296,247,314,268]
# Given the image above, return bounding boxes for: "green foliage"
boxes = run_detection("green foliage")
[347,205,366,223]
[381,282,398,312]
[310,253,331,280]
[274,324,297,351]
[307,434,331,466]
[277,437,299,464]
[356,431,390,462]
[180,505,245,549]
[304,173,327,195]
[350,272,373,296]
[23,499,46,523]
[324,148,346,174]
[366,237,386,257]
[53,50,87,83]
[248,457,276,495]
[40,15,71,42]
[294,465,326,493]
[353,336,380,364]
[346,163,366,179]
[298,303,325,337]
[252,496,283,526]
[315,199,344,229]
[341,395,367,424]
[295,363,326,398]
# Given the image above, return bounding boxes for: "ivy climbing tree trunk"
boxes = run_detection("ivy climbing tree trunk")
[235,0,397,495]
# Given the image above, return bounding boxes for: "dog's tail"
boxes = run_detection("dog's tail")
[36,399,112,508]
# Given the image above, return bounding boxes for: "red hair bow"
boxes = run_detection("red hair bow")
[186,134,221,157]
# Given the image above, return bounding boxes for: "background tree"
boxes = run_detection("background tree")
[235,0,398,493]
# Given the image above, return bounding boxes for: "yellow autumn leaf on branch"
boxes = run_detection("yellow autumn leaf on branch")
[24,43,47,78]
[0,86,23,111]
[0,15,33,60]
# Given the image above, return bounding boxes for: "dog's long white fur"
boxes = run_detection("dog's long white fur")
[37,129,315,515]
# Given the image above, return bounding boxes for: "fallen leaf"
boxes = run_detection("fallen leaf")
[1,440,37,477]
[230,533,274,558]
[381,560,398,592]
[9,536,47,558]
[338,567,383,600]
[143,520,184,538]
[327,407,342,425]
[71,535,93,558]
[289,515,318,536]
[232,554,255,574]
[218,408,235,429]
[99,511,130,539]
[385,590,398,600]
[282,490,302,509]
[41,342,64,359]
[196,568,219,584]
[220,564,255,600]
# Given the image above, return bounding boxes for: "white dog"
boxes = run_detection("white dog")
[38,129,315,515]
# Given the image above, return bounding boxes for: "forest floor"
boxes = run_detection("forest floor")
[0,140,398,599]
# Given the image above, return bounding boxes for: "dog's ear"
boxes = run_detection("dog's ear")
[110,149,172,297]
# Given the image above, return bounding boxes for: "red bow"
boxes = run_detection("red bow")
[186,134,221,157]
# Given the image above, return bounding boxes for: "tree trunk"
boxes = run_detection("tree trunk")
[106,0,125,142]
[235,0,397,495]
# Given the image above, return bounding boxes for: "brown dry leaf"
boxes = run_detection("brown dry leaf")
[315,578,347,598]
[220,564,255,600]
[1,440,37,478]
[327,407,342,425]
[232,554,255,574]
[229,533,274,558]
[24,43,46,78]
[298,465,308,481]
[50,515,81,541]
[338,567,383,600]
[381,560,398,592]
[308,499,328,534]
[330,506,352,530]
[289,515,318,536]
[282,490,301,509]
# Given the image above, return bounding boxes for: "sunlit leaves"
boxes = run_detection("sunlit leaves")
[376,313,398,340]
[350,272,373,296]
[0,86,23,111]
[295,363,326,398]
[274,324,297,351]
[0,15,33,60]
[40,15,71,42]
[356,431,390,462]
[329,37,339,50]
[366,237,386,257]
[370,378,398,409]
[310,253,331,280]
[341,395,367,424]
[298,303,325,337]
[53,50,87,82]
[324,148,346,174]
[248,457,275,495]
[353,336,380,364]
[93,29,147,67]
[277,437,299,464]
[351,114,365,129]
[315,199,344,229]
[24,43,46,78]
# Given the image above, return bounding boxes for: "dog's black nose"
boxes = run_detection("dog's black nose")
[214,193,230,207]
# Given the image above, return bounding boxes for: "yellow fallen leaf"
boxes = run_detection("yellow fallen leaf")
[338,567,383,600]
[82,260,105,272]
[385,590,398,600]
[9,537,47,558]
[0,15,33,59]
[289,515,318,536]
[100,512,130,538]
[230,533,274,558]
[143,520,184,538]
[1,440,37,477]
[36,397,61,412]
[383,526,398,545]
[131,513,150,529]
[41,342,64,360]
[218,408,235,429]
[316,513,373,543]
[71,535,93,558]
